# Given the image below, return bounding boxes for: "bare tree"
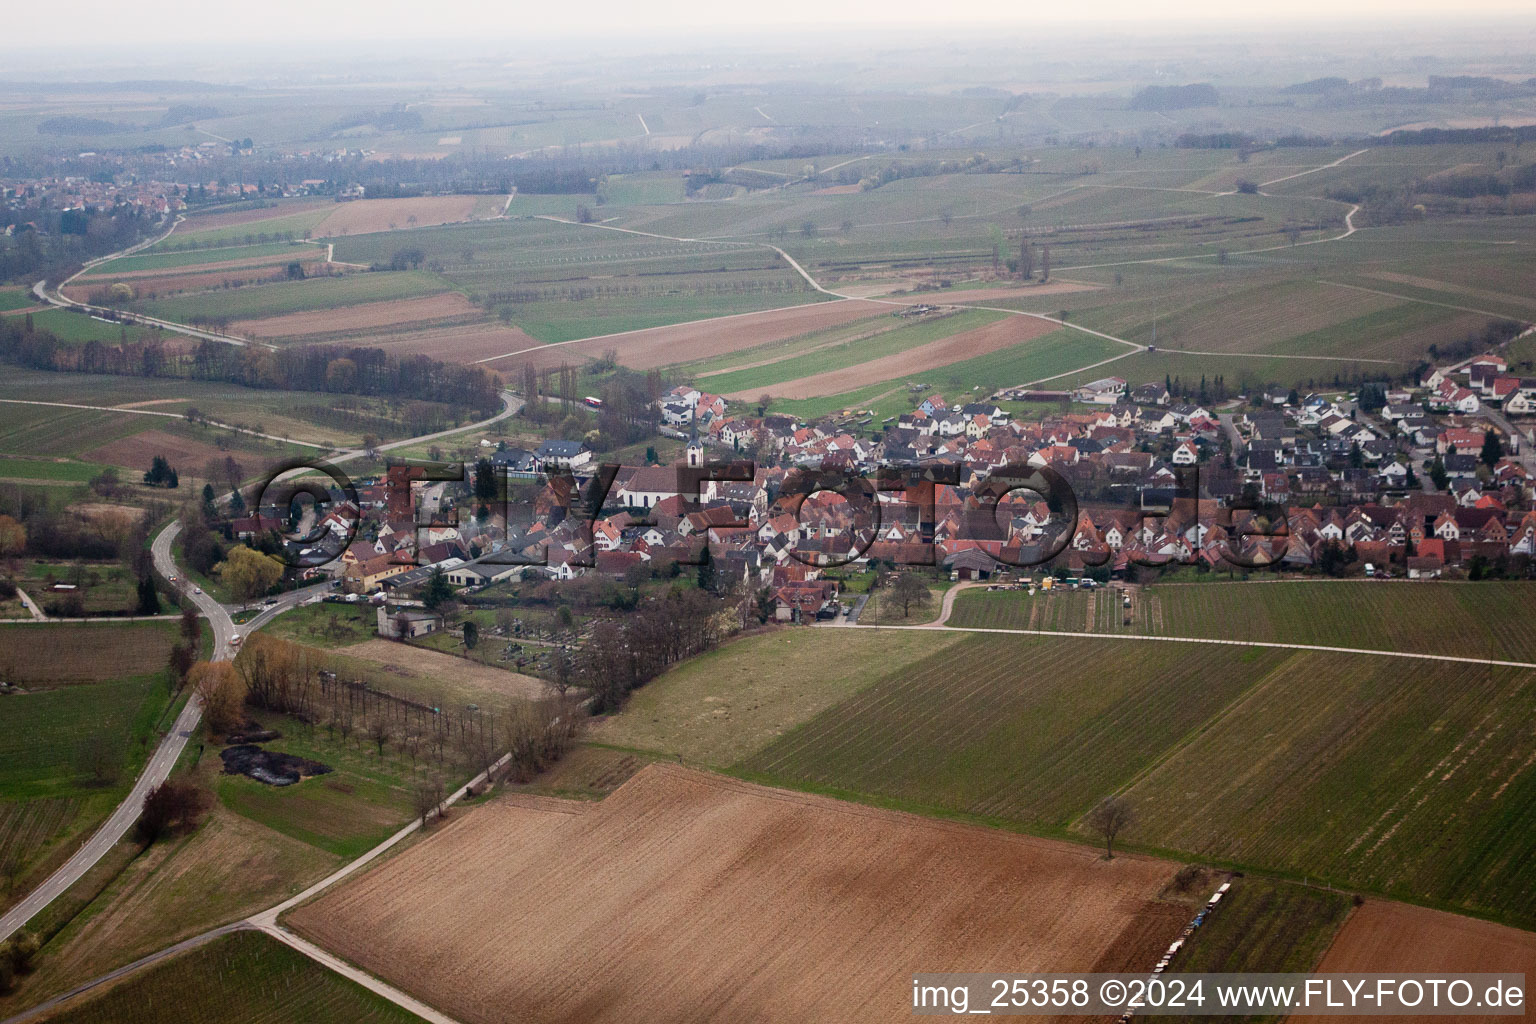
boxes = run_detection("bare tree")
[1085,796,1135,859]
[412,774,447,826]
[75,731,120,786]
[368,716,393,759]
[890,574,931,618]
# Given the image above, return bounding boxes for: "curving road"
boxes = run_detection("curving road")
[0,523,230,942]
[0,390,519,943]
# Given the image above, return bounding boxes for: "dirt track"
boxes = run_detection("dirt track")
[289,764,1182,1024]
[1292,901,1536,1024]
[738,313,1059,400]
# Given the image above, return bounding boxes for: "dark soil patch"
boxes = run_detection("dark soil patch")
[220,744,333,787]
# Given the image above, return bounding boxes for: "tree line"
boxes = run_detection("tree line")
[0,317,502,414]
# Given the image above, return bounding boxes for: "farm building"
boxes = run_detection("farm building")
[945,548,998,581]
[376,606,442,639]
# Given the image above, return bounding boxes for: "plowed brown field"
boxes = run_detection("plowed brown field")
[321,321,548,364]
[893,281,1099,303]
[1291,901,1536,1024]
[737,313,1059,399]
[314,196,489,237]
[289,765,1183,1024]
[82,428,260,475]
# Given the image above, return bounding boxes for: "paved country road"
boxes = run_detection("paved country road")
[0,390,520,943]
[0,522,230,942]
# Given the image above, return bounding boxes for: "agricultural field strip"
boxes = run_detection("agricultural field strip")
[1052,181,1363,273]
[1314,279,1531,322]
[250,927,463,1024]
[26,214,266,351]
[76,240,328,278]
[0,925,250,1024]
[489,216,1151,385]
[1053,200,1360,271]
[0,399,329,450]
[1150,346,1399,364]
[836,622,1536,670]
[700,309,1008,393]
[473,297,847,364]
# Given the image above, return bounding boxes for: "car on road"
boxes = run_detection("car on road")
[230,634,242,646]
[192,587,202,594]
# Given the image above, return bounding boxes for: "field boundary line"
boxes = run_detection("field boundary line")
[512,216,1150,387]
[0,924,250,1024]
[0,398,331,450]
[835,622,1536,669]
[255,923,469,1024]
[1314,279,1531,321]
[1149,347,1399,365]
[1256,148,1371,189]
[1056,203,1360,273]
[472,297,862,365]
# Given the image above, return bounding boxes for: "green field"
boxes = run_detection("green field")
[949,581,1536,663]
[263,602,376,648]
[1164,877,1354,1013]
[40,927,427,1024]
[135,269,447,322]
[586,626,963,767]
[38,927,426,1024]
[213,712,422,859]
[0,623,178,911]
[0,457,107,484]
[694,308,1006,394]
[738,635,1290,826]
[0,289,38,313]
[0,675,168,802]
[725,626,1536,927]
[323,215,828,343]
[154,208,335,249]
[1123,649,1536,924]
[0,366,456,448]
[508,287,828,344]
[759,325,1124,420]
[78,241,316,277]
[24,309,160,345]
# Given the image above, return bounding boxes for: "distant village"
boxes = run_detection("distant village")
[234,346,1536,628]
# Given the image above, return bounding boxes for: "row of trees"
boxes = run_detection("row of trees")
[578,589,725,713]
[0,318,503,415]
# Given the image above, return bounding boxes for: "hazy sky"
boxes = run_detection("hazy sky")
[9,0,1535,51]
